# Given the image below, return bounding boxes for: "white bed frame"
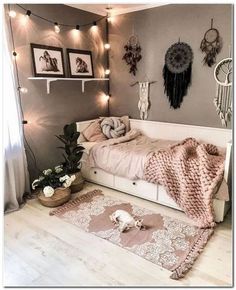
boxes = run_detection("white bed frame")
[76,118,232,223]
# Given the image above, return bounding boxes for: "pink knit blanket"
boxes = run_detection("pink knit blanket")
[144,138,225,228]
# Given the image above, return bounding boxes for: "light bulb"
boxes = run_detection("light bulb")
[26,10,31,17]
[104,43,110,49]
[9,10,16,18]
[103,94,110,102]
[12,51,17,59]
[54,22,60,33]
[19,87,28,94]
[105,69,110,75]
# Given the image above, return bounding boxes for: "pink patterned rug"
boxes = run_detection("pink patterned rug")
[50,190,214,280]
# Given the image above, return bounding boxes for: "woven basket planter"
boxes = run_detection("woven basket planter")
[70,171,84,193]
[38,187,71,207]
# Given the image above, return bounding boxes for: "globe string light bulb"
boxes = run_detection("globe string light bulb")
[26,10,31,17]
[104,43,110,49]
[9,10,16,18]
[103,94,110,102]
[105,69,110,75]
[54,22,60,33]
[19,87,28,94]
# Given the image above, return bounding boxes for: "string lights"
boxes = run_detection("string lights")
[9,4,112,112]
[8,4,41,174]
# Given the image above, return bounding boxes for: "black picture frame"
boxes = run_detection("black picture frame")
[30,43,65,77]
[67,48,94,78]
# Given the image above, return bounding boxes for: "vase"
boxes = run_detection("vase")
[38,187,71,207]
[70,171,84,193]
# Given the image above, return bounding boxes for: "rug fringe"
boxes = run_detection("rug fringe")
[49,189,102,216]
[170,228,214,279]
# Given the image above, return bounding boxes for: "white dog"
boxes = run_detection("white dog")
[109,210,145,232]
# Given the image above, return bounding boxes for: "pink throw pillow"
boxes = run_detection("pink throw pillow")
[83,120,107,142]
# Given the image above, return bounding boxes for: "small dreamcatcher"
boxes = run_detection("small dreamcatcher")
[200,19,221,67]
[122,35,142,76]
[213,54,232,127]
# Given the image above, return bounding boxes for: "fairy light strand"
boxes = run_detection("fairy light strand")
[16,4,107,28]
[8,4,41,174]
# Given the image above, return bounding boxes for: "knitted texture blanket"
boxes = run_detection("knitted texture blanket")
[144,138,225,228]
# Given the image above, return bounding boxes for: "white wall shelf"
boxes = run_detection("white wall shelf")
[28,77,109,94]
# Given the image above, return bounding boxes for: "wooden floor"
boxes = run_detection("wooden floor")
[4,182,232,287]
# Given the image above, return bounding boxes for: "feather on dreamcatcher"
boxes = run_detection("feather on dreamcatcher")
[122,35,142,76]
[163,41,193,109]
[213,56,232,127]
[200,19,222,67]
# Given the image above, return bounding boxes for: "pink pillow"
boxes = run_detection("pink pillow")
[83,120,107,142]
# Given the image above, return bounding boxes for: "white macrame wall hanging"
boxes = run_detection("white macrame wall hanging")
[213,56,232,127]
[131,81,156,120]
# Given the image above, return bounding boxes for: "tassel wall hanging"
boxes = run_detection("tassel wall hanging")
[163,41,193,109]
[200,19,221,67]
[213,56,232,126]
[122,35,142,76]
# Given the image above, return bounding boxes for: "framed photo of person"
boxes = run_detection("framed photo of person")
[30,43,65,77]
[67,49,94,78]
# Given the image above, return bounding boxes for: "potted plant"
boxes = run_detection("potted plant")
[56,123,85,193]
[32,166,76,207]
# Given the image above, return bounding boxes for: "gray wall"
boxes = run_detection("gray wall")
[5,4,109,180]
[109,4,232,128]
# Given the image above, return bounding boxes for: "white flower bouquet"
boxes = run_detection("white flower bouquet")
[32,165,75,197]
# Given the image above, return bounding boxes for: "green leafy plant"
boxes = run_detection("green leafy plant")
[56,123,84,174]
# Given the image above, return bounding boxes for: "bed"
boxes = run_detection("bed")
[76,118,232,223]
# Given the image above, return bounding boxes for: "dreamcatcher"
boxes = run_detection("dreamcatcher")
[200,19,221,67]
[213,55,232,127]
[122,35,142,76]
[163,41,193,109]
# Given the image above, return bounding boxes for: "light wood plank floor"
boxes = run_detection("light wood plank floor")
[4,182,232,287]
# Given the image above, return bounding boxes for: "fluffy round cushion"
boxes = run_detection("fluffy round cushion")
[101,117,126,139]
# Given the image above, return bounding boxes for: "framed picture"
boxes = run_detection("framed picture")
[30,43,65,77]
[67,49,94,78]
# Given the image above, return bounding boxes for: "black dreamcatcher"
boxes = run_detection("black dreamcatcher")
[163,40,193,109]
[200,19,222,67]
[122,35,142,76]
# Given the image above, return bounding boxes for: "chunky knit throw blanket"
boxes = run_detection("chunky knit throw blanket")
[144,138,225,228]
[101,117,126,139]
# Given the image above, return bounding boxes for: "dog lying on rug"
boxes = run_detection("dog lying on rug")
[110,210,146,232]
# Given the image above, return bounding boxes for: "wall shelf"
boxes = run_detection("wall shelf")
[28,77,109,94]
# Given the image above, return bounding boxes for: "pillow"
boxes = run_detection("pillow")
[99,115,130,133]
[82,120,107,142]
[120,115,130,133]
[77,132,86,143]
[101,117,126,139]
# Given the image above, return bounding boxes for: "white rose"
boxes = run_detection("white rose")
[39,176,45,181]
[43,186,55,197]
[43,169,52,175]
[59,175,70,182]
[32,179,40,190]
[63,179,72,188]
[55,167,63,173]
[70,175,76,182]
